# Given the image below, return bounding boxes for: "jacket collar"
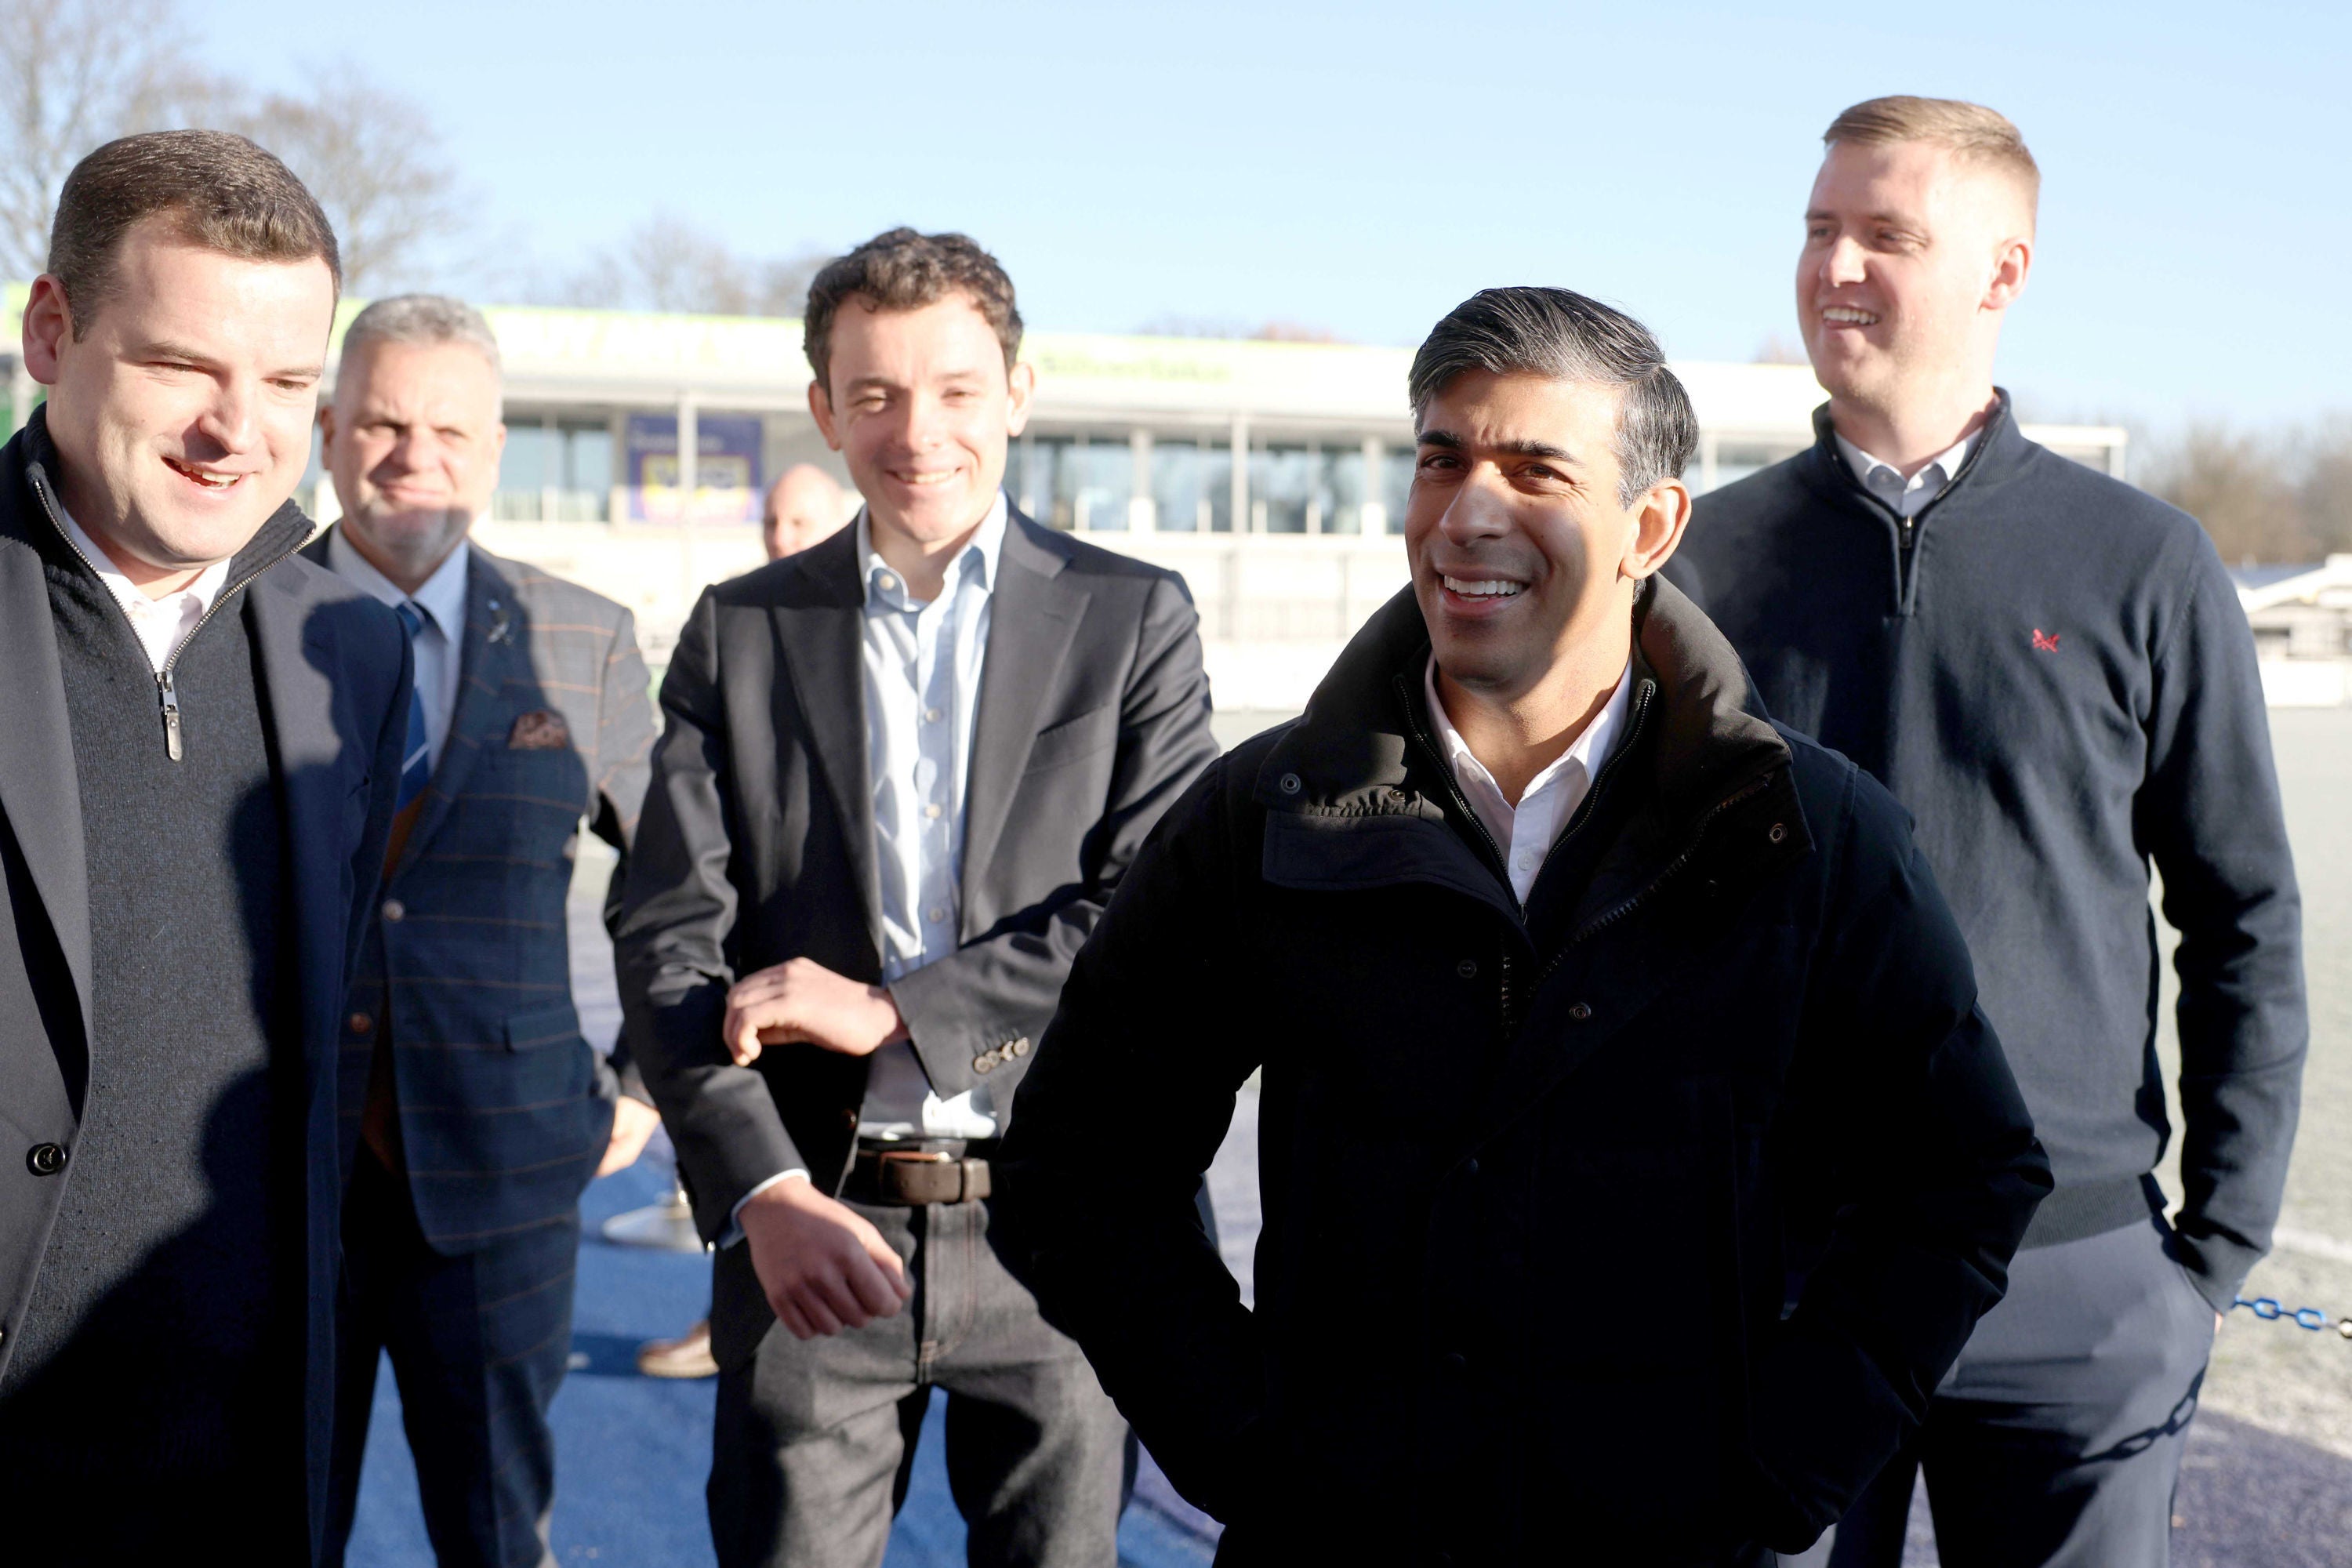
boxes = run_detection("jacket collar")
[1261,575,1795,854]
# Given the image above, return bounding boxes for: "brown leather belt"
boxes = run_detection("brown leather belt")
[844,1139,996,1207]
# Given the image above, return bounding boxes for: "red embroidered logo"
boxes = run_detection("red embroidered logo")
[2031,629,2061,652]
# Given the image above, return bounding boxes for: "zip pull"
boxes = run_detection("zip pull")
[157,667,183,761]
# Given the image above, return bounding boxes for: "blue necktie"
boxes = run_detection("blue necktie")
[393,601,433,814]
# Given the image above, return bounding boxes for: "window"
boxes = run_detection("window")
[495,419,617,522]
[1380,447,1415,533]
[1252,444,1313,533]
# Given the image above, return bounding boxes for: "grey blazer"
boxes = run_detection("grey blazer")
[615,508,1218,1360]
[302,532,656,1253]
[0,429,408,1544]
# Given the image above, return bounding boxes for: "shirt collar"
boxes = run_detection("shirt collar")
[856,490,1009,612]
[1424,652,1635,807]
[57,503,232,618]
[329,526,472,637]
[1833,428,1974,494]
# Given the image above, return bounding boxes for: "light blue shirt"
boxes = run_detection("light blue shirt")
[328,530,471,769]
[856,492,1008,1138]
[1834,430,1974,521]
[724,492,1011,1238]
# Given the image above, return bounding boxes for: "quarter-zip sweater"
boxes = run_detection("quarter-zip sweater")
[0,479,313,1519]
[1679,395,2305,1308]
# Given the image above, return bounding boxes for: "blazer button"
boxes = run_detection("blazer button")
[1441,1350,1468,1376]
[27,1143,67,1176]
[973,1054,996,1074]
[1278,772,1303,796]
[381,898,406,923]
[348,1012,375,1035]
[1455,959,1478,979]
[1566,1002,1593,1022]
[1011,1037,1030,1057]
[1768,822,1788,844]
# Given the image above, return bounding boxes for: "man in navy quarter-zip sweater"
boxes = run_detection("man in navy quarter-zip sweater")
[1677,96,2305,1567]
[0,133,408,1561]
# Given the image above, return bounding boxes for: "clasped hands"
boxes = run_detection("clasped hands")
[726,956,916,1340]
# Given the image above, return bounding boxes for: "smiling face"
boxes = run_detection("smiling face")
[1406,370,1687,709]
[319,337,506,591]
[1798,138,2032,417]
[25,216,336,590]
[808,292,1033,563]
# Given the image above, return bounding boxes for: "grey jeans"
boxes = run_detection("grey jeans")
[708,1196,1130,1568]
[1788,1214,2218,1568]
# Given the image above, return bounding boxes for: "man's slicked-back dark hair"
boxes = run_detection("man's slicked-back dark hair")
[49,129,341,339]
[1408,287,1697,506]
[803,227,1023,393]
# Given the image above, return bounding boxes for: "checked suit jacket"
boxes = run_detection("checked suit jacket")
[305,531,657,1254]
[615,507,1220,1367]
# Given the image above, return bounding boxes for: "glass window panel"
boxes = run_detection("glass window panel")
[1252,444,1312,534]
[1071,438,1130,532]
[564,424,613,495]
[1152,440,1202,534]
[1315,445,1370,535]
[1201,443,1232,532]
[500,423,559,492]
[1028,436,1077,530]
[1381,448,1415,533]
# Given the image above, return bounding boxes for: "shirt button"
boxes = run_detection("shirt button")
[878,572,898,592]
[381,898,405,922]
[924,707,943,723]
[348,1012,374,1034]
[924,803,943,820]
[1515,851,1538,869]
[927,906,948,924]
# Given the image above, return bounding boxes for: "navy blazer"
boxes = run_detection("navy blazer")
[306,532,657,1254]
[0,427,408,1556]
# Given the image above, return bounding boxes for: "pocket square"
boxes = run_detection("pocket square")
[508,710,571,750]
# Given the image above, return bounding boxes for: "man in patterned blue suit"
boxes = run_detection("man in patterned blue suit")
[309,295,661,1568]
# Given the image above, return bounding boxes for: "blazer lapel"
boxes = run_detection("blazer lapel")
[393,553,510,877]
[772,535,883,956]
[0,525,93,1041]
[961,515,1083,911]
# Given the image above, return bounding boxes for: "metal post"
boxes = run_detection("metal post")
[1129,427,1155,532]
[1229,414,1249,535]
[1360,437,1385,535]
[677,392,699,601]
[543,414,561,522]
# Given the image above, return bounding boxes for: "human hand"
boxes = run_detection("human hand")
[721,957,906,1065]
[597,1094,662,1178]
[739,1175,913,1338]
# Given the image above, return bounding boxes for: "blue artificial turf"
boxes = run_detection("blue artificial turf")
[343,1160,1216,1566]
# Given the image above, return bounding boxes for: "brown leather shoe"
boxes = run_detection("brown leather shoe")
[636,1318,717,1380]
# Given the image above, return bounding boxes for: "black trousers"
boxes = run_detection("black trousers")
[1794,1214,2216,1568]
[710,1196,1130,1568]
[323,1150,582,1568]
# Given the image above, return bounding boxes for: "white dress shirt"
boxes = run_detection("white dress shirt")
[1834,430,1974,521]
[56,506,231,675]
[328,530,471,768]
[1426,653,1634,906]
[728,493,1010,1234]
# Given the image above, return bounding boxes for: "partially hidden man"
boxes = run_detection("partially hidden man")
[1676,98,2306,1567]
[996,288,2053,1566]
[0,133,409,1556]
[307,296,660,1566]
[615,228,1221,1568]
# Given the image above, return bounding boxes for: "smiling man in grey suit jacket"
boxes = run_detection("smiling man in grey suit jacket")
[0,132,408,1560]
[616,228,1220,1568]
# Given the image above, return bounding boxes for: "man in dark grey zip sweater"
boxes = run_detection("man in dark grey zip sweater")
[0,133,409,1559]
[1677,96,2304,1567]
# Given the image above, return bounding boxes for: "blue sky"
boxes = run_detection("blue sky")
[196,0,2347,432]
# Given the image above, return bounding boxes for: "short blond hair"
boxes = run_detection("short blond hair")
[1824,96,2039,216]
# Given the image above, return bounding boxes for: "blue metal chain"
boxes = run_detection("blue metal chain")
[2231,1294,2352,1339]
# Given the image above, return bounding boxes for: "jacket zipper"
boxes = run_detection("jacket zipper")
[30,467,304,761]
[1528,771,1778,998]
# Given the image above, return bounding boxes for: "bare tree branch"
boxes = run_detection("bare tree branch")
[0,0,195,278]
[214,63,460,295]
[554,214,829,317]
